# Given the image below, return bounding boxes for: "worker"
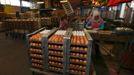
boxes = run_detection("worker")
[59,15,68,30]
[84,9,104,30]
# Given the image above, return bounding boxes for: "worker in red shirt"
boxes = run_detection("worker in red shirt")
[59,15,68,30]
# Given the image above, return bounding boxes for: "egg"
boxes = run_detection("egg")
[48,45,51,48]
[84,48,88,51]
[81,72,86,75]
[71,70,75,73]
[75,59,79,63]
[75,70,78,74]
[76,53,80,56]
[72,47,76,50]
[80,54,84,57]
[72,53,76,56]
[83,60,87,64]
[76,65,79,68]
[79,60,83,63]
[61,46,63,49]
[76,47,79,50]
[57,45,60,49]
[83,66,86,69]
[78,71,81,74]
[84,54,87,57]
[54,45,58,48]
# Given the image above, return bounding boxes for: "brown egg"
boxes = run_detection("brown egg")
[57,68,61,71]
[57,62,59,65]
[78,71,81,74]
[79,60,83,63]
[76,65,79,68]
[51,45,54,48]
[76,53,80,56]
[61,52,63,55]
[71,70,75,73]
[75,59,79,63]
[57,45,60,49]
[75,70,78,74]
[79,66,83,69]
[54,45,58,48]
[57,51,60,55]
[61,46,63,49]
[76,47,79,50]
[48,45,51,48]
[81,72,86,75]
[72,47,76,50]
[70,64,73,68]
[84,48,88,51]
[72,53,76,56]
[84,54,87,57]
[83,60,87,64]
[83,66,86,69]
[80,54,84,57]
[71,59,74,62]
[51,51,54,54]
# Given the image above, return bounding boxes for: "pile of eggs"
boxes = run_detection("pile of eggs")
[70,59,87,64]
[49,61,63,66]
[48,56,63,61]
[49,50,63,55]
[49,67,63,72]
[70,64,86,69]
[48,45,63,49]
[71,46,88,51]
[32,63,43,68]
[70,70,86,75]
[70,53,87,57]
[30,30,50,41]
[31,58,43,63]
[30,43,42,47]
[71,31,88,45]
[30,54,43,58]
[48,30,66,43]
[30,48,42,53]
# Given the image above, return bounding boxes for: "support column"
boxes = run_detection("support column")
[80,0,84,16]
[20,0,23,12]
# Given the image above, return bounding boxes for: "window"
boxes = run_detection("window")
[120,3,126,18]
[131,1,134,8]
[22,1,31,7]
[0,0,20,6]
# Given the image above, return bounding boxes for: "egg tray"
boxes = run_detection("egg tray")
[27,27,58,71]
[65,30,93,75]
[48,42,63,45]
[29,40,42,43]
[70,56,86,60]
[48,48,63,51]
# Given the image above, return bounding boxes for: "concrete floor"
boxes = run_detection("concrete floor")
[0,33,32,75]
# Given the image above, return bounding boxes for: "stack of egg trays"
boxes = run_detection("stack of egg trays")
[46,28,73,75]
[65,29,93,75]
[26,27,58,71]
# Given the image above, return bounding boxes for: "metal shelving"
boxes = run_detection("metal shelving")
[27,28,93,75]
[27,27,58,71]
[65,30,93,75]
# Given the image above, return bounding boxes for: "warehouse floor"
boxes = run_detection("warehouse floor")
[0,33,32,75]
[0,32,133,75]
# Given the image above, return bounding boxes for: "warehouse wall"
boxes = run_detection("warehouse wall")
[0,5,20,13]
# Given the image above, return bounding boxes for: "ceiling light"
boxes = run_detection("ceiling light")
[37,2,44,4]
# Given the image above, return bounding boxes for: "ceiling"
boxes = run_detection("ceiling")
[23,0,107,6]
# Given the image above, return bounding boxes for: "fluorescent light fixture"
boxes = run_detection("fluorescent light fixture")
[53,8,56,10]
[60,0,68,3]
[37,2,44,4]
